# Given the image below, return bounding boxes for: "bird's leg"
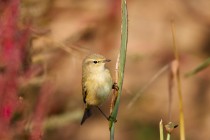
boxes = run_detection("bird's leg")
[109,82,118,123]
[96,106,109,120]
[96,106,117,122]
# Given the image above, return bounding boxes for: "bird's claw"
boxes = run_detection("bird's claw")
[108,115,117,123]
[112,83,119,91]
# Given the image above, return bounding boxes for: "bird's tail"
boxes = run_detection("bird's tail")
[80,107,91,125]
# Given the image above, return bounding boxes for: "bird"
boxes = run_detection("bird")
[81,53,113,125]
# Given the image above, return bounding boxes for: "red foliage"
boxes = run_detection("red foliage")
[0,0,30,138]
[30,82,55,140]
[0,0,19,123]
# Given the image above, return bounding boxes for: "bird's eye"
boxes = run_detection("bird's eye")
[93,61,98,64]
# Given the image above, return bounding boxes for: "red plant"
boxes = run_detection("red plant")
[0,0,30,138]
[30,82,55,140]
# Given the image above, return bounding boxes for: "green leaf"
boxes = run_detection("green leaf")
[185,57,210,77]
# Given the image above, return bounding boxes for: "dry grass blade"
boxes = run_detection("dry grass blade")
[127,64,169,109]
[168,60,178,120]
[170,20,185,140]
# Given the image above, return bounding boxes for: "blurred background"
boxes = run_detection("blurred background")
[0,0,210,140]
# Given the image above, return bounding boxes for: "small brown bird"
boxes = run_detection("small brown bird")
[81,54,113,125]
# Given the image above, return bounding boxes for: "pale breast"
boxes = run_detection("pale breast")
[85,70,112,106]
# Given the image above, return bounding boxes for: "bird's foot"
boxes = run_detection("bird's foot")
[108,115,117,123]
[112,83,119,91]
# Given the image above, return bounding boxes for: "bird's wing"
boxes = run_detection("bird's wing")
[82,77,87,104]
[82,86,87,103]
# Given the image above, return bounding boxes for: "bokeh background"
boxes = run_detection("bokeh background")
[0,0,210,140]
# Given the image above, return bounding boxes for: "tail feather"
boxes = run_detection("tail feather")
[80,108,91,125]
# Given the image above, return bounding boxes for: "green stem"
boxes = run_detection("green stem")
[159,120,164,140]
[110,123,115,140]
[166,133,171,140]
[109,0,128,140]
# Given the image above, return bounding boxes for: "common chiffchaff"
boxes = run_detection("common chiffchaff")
[81,54,113,125]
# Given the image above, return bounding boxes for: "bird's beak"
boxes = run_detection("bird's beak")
[103,59,111,63]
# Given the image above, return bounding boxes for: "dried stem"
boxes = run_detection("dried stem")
[110,54,120,114]
[171,20,185,140]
